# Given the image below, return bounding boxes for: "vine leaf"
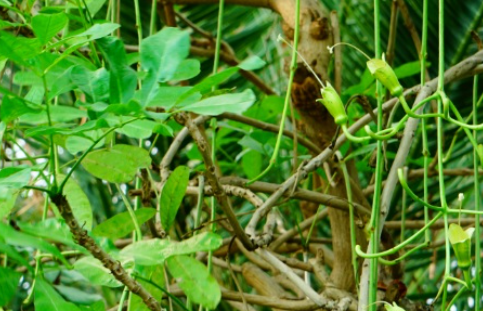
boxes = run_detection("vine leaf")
[160,165,189,231]
[34,279,81,311]
[92,208,156,240]
[97,37,137,104]
[70,66,110,103]
[0,266,20,306]
[81,144,151,183]
[181,89,256,116]
[166,255,221,310]
[140,27,190,106]
[120,231,223,265]
[32,12,68,45]
[0,222,69,266]
[74,257,122,288]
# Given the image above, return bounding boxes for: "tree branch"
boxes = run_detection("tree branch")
[50,194,161,311]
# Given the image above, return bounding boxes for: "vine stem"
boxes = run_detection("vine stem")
[473,74,481,311]
[367,0,383,308]
[246,0,301,184]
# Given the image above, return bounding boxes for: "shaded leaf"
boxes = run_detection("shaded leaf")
[70,66,110,103]
[82,144,151,183]
[121,232,223,265]
[160,166,190,231]
[97,37,137,104]
[0,223,69,266]
[0,267,20,306]
[166,255,221,309]
[35,279,81,311]
[92,208,156,240]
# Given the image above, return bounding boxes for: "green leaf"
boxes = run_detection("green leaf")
[60,176,94,230]
[92,208,156,240]
[238,55,266,71]
[394,60,423,79]
[0,95,42,124]
[140,27,190,105]
[0,31,41,67]
[181,89,256,116]
[74,256,122,287]
[128,265,164,311]
[121,232,223,265]
[160,166,190,231]
[0,121,5,143]
[19,105,87,124]
[79,300,106,311]
[97,37,137,104]
[172,59,201,81]
[0,243,32,272]
[35,279,81,311]
[0,166,31,192]
[71,23,120,41]
[65,130,106,155]
[175,67,238,105]
[54,285,102,305]
[0,222,69,266]
[166,255,221,309]
[0,267,20,306]
[70,66,110,103]
[115,119,157,139]
[32,12,68,45]
[82,144,151,183]
[17,219,86,252]
[147,86,201,109]
[242,150,262,179]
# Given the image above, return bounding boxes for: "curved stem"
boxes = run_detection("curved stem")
[398,169,444,212]
[58,117,141,193]
[341,124,371,143]
[378,241,429,266]
[247,0,300,184]
[355,212,442,259]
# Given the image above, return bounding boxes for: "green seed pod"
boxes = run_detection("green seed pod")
[449,223,474,270]
[367,58,403,97]
[317,82,348,125]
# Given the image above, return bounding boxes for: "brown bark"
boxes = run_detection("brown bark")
[170,0,368,292]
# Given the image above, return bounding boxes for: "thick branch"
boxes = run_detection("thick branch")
[50,194,161,311]
[175,112,255,250]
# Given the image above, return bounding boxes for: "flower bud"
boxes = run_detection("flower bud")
[317,82,348,125]
[449,223,474,270]
[367,58,403,97]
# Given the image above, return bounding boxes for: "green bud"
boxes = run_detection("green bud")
[367,58,403,97]
[317,82,348,125]
[449,223,474,270]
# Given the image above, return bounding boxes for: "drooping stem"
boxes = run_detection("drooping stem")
[368,0,383,308]
[247,0,301,184]
[473,74,481,311]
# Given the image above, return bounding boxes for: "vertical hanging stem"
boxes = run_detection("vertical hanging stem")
[473,75,481,311]
[421,0,431,243]
[436,0,450,308]
[368,0,383,309]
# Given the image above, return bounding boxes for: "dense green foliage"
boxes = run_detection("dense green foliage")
[1,0,483,311]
